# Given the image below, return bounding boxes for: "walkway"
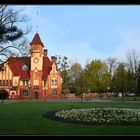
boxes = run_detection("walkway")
[1,98,140,104]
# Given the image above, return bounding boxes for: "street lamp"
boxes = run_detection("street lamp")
[108,86,110,93]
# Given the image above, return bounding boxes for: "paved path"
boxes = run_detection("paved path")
[1,98,140,104]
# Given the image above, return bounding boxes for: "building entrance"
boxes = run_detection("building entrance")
[35,92,39,99]
[0,90,9,99]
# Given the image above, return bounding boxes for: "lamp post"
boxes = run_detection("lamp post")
[113,86,115,96]
[28,84,32,100]
[108,86,110,93]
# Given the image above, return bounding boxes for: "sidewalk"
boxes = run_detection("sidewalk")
[1,98,140,104]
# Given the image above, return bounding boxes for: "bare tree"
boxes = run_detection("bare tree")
[126,49,139,99]
[105,57,118,76]
[0,5,31,64]
[104,57,118,93]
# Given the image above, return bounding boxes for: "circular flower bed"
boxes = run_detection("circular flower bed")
[44,108,140,125]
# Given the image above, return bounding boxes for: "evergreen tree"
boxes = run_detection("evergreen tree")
[0,5,31,63]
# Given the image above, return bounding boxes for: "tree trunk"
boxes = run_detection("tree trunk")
[122,92,125,102]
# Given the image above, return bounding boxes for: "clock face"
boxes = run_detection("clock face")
[33,58,39,63]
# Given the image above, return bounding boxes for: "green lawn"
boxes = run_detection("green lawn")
[0,101,140,135]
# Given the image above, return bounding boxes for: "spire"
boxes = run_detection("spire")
[30,33,44,47]
[36,11,39,32]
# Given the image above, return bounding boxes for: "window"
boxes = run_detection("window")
[1,80,3,86]
[43,91,46,96]
[33,86,39,89]
[22,90,28,96]
[33,46,39,53]
[44,80,46,86]
[22,65,28,71]
[6,80,8,86]
[52,89,57,96]
[23,80,28,86]
[55,80,57,85]
[23,80,25,86]
[51,80,55,86]
[26,80,28,85]
[12,92,15,96]
[34,45,39,50]
[51,79,57,86]
[10,80,12,86]
[3,80,5,86]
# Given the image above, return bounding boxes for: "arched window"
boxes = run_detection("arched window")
[51,79,57,86]
[54,80,57,85]
[52,89,57,96]
[51,80,55,85]
[22,90,28,96]
[22,65,28,71]
[34,45,39,50]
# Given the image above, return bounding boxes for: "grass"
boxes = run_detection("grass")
[0,101,140,135]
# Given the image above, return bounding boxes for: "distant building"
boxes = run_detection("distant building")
[0,33,62,99]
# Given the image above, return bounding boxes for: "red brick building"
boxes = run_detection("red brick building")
[0,33,62,99]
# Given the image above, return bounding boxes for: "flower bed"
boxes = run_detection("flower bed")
[43,108,140,125]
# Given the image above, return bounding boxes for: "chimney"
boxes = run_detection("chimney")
[51,56,57,63]
[44,49,48,57]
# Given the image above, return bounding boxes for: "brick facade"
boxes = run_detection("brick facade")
[0,33,62,100]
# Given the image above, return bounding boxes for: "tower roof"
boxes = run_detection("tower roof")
[30,33,44,47]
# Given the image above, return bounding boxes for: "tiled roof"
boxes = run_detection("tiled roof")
[30,33,44,47]
[42,57,52,79]
[7,56,52,79]
[8,57,31,79]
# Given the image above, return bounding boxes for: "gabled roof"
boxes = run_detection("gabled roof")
[7,56,52,80]
[30,33,44,47]
[7,57,31,79]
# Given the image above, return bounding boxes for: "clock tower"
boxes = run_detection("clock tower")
[30,33,44,87]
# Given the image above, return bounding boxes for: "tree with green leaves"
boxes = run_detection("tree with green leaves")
[69,62,82,93]
[136,62,140,96]
[75,70,85,102]
[84,59,111,94]
[113,63,128,101]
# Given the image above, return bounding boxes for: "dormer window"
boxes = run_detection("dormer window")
[51,79,57,86]
[22,64,28,71]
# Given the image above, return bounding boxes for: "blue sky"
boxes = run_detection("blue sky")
[11,5,140,67]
